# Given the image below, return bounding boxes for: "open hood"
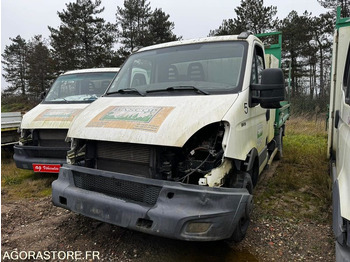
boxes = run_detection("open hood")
[68,94,238,147]
[21,104,88,129]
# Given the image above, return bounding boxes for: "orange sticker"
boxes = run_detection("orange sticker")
[34,109,82,121]
[87,106,174,132]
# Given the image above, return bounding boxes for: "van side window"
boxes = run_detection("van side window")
[344,44,350,105]
[251,45,265,84]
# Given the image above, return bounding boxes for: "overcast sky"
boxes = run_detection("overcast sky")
[1,0,328,89]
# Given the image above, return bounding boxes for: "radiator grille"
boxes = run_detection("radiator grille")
[37,129,68,147]
[73,171,161,205]
[95,141,153,177]
[96,141,151,163]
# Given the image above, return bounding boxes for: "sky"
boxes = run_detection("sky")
[1,0,328,90]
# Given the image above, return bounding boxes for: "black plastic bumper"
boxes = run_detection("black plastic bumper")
[13,145,69,170]
[52,165,252,241]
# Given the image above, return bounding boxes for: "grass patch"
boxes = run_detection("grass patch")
[255,116,331,223]
[1,150,57,201]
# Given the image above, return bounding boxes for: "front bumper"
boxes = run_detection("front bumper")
[52,165,252,241]
[14,145,69,171]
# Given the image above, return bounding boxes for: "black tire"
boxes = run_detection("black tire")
[275,126,284,160]
[231,211,250,242]
[249,160,259,187]
[230,173,253,243]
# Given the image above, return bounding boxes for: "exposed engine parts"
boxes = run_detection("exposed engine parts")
[67,122,249,188]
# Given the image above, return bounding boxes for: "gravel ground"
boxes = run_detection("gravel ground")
[1,162,335,262]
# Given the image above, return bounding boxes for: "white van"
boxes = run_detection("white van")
[14,68,119,173]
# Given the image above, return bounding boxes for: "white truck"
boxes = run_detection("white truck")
[328,7,350,261]
[52,32,289,241]
[14,68,119,173]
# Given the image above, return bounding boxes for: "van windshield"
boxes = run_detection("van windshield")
[44,72,117,103]
[107,41,247,96]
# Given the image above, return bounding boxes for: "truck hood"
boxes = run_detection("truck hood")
[21,103,88,129]
[68,94,238,147]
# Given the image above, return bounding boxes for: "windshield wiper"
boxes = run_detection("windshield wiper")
[83,95,98,101]
[147,85,210,95]
[51,97,68,103]
[107,88,146,96]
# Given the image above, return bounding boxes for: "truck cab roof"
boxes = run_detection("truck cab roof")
[138,34,261,53]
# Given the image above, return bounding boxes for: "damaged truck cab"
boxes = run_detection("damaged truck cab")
[52,33,289,241]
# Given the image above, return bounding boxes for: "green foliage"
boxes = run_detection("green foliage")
[2,35,56,99]
[116,0,181,55]
[1,155,57,200]
[1,35,28,96]
[279,11,333,101]
[210,0,278,36]
[48,0,117,71]
[255,118,331,223]
[116,0,152,53]
[26,35,56,96]
[147,8,181,45]
[1,94,39,112]
[317,0,350,17]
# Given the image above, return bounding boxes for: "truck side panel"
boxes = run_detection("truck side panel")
[328,8,350,261]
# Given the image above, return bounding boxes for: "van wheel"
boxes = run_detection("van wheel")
[230,173,253,243]
[275,127,284,160]
[249,159,259,187]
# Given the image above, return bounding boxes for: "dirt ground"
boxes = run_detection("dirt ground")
[1,162,335,262]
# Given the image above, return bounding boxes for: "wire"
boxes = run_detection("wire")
[175,153,211,183]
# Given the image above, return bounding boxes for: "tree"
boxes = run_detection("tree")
[146,8,181,45]
[26,35,56,97]
[310,13,333,99]
[48,0,117,72]
[116,0,152,53]
[2,35,28,96]
[317,0,350,17]
[210,0,278,36]
[116,1,180,58]
[278,11,314,97]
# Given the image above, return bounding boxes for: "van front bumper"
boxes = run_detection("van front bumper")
[14,145,69,171]
[52,165,252,241]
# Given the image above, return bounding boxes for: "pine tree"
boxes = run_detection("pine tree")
[116,0,180,58]
[310,13,333,99]
[279,11,314,97]
[1,35,28,96]
[317,0,350,17]
[26,35,56,98]
[48,0,116,72]
[116,0,152,53]
[146,8,181,45]
[210,0,278,36]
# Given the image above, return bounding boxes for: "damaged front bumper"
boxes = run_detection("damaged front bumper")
[14,145,69,171]
[52,164,252,241]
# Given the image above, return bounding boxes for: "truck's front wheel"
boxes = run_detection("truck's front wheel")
[275,126,284,160]
[230,173,253,242]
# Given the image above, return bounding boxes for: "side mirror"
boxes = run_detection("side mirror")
[250,68,285,109]
[40,91,47,100]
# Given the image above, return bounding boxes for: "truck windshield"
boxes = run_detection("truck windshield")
[107,41,247,95]
[44,72,117,103]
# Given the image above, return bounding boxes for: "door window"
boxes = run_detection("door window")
[251,45,265,84]
[343,44,350,105]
